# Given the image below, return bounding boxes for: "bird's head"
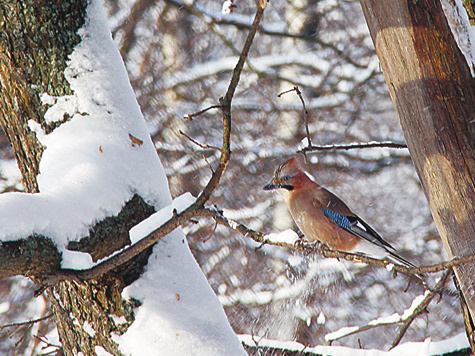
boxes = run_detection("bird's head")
[263,157,303,193]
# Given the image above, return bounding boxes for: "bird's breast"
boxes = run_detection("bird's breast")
[288,199,360,252]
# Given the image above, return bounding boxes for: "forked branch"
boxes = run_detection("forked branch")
[39,1,269,286]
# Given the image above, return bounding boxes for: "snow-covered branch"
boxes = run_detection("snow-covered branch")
[240,331,470,355]
[6,0,269,288]
[324,269,451,347]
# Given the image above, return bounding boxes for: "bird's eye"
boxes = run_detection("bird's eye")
[282,175,291,182]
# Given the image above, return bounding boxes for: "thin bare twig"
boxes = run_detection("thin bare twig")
[185,105,223,121]
[33,334,62,350]
[0,314,53,330]
[277,88,296,97]
[202,154,215,174]
[299,141,408,153]
[324,269,452,346]
[13,324,33,347]
[163,0,367,69]
[179,130,221,150]
[279,86,312,147]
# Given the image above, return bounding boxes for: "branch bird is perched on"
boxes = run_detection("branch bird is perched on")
[264,157,417,270]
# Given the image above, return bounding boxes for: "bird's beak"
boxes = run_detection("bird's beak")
[264,181,295,191]
[263,181,278,190]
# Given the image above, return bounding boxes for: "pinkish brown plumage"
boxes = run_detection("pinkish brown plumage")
[264,157,417,269]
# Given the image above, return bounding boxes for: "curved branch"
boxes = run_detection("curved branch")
[194,0,267,207]
[39,199,470,289]
[37,1,268,286]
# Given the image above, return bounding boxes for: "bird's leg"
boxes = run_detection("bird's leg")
[293,231,307,252]
[312,241,339,260]
[293,230,315,255]
[313,239,330,254]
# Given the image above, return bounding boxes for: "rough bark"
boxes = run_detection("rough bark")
[47,276,138,356]
[360,0,475,349]
[0,1,88,277]
[67,194,155,262]
[0,235,61,278]
[0,0,86,192]
[0,2,156,355]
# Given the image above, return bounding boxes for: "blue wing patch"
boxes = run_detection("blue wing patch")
[323,209,352,230]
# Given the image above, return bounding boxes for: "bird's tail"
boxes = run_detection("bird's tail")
[386,250,426,281]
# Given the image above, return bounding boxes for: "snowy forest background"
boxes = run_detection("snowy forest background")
[0,0,466,354]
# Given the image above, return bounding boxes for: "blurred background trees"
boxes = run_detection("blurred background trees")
[0,0,464,354]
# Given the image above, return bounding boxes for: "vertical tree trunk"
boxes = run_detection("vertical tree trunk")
[0,1,87,192]
[0,2,154,355]
[360,0,475,349]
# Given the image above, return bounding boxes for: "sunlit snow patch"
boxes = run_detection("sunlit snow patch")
[264,229,299,244]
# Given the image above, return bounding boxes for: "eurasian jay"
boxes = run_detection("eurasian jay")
[263,157,416,269]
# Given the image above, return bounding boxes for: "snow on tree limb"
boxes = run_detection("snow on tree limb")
[324,270,451,347]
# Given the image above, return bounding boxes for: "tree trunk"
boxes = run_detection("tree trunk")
[0,2,155,355]
[0,1,88,192]
[360,0,475,349]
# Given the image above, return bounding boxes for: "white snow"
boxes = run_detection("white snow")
[0,0,169,258]
[129,192,196,244]
[61,250,94,270]
[94,346,114,356]
[441,0,475,76]
[202,245,231,275]
[325,326,360,342]
[61,193,196,270]
[317,311,326,325]
[367,313,402,326]
[82,321,96,338]
[222,0,236,15]
[264,229,299,244]
[287,254,304,267]
[164,52,377,90]
[109,314,128,325]
[239,332,469,355]
[71,315,81,328]
[40,93,79,124]
[116,230,246,356]
[401,291,430,319]
[0,302,9,314]
[0,0,246,355]
[222,200,273,220]
[325,290,433,344]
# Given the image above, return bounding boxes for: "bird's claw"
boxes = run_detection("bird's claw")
[313,240,330,254]
[294,237,307,251]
